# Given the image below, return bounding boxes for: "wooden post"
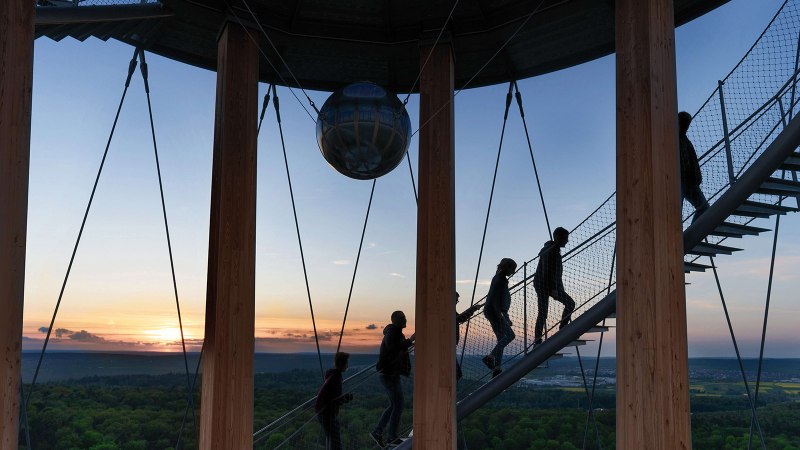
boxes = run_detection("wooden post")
[0,1,34,448]
[199,21,259,450]
[413,42,456,449]
[615,1,692,449]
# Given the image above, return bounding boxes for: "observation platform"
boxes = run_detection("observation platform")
[36,0,728,92]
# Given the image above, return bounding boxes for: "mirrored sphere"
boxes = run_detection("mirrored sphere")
[316,82,411,180]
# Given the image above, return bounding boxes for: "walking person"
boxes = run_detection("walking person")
[482,258,517,378]
[371,311,413,447]
[533,227,576,346]
[314,352,354,450]
[679,111,710,222]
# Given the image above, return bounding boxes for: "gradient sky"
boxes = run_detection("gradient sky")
[23,0,799,357]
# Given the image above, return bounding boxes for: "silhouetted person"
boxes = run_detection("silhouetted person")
[315,352,353,450]
[455,292,480,381]
[371,311,412,447]
[482,258,517,378]
[533,227,576,345]
[679,111,709,223]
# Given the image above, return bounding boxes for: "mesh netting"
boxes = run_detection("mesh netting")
[261,0,800,447]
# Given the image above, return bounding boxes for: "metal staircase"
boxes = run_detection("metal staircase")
[252,0,800,447]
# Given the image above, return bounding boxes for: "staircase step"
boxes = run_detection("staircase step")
[606,312,616,319]
[568,340,588,347]
[684,260,711,272]
[757,177,800,196]
[710,222,770,238]
[586,326,610,333]
[734,200,797,218]
[781,153,800,171]
[689,242,742,257]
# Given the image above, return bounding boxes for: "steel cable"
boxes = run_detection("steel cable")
[336,179,377,352]
[23,48,140,426]
[459,81,515,366]
[273,85,325,378]
[138,49,199,445]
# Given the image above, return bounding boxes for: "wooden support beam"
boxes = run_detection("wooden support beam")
[199,21,259,450]
[0,1,34,448]
[615,1,692,449]
[413,43,456,450]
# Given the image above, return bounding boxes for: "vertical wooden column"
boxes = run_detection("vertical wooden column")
[0,1,34,448]
[200,22,259,450]
[414,43,456,449]
[615,1,692,449]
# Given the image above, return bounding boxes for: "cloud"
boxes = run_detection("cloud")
[27,327,204,352]
[368,243,377,249]
[389,272,405,278]
[56,328,75,338]
[456,279,491,286]
[68,330,107,343]
[366,324,378,330]
[332,259,351,265]
[38,327,77,338]
[258,328,336,342]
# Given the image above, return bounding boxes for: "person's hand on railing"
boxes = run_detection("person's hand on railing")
[336,392,354,406]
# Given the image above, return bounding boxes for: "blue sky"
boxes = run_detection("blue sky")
[23,0,799,356]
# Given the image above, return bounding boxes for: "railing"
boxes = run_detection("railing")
[260,0,800,447]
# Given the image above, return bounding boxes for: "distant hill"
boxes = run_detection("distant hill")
[21,352,800,383]
[21,352,381,383]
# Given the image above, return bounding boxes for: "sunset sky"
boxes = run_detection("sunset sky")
[23,0,799,357]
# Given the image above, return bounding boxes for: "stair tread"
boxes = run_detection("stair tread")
[689,242,742,256]
[734,200,798,218]
[710,221,770,238]
[684,261,711,272]
[715,222,770,234]
[758,177,800,195]
[780,153,800,169]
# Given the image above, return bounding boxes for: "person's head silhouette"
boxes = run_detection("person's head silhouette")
[678,111,693,135]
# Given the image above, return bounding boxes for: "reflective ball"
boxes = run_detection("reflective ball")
[316,82,411,180]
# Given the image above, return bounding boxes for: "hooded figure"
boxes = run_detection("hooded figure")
[372,311,412,447]
[678,111,709,222]
[376,321,412,377]
[533,227,576,345]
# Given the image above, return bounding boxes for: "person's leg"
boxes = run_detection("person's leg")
[685,184,709,223]
[494,318,516,367]
[330,416,343,450]
[534,286,549,343]
[374,375,392,438]
[319,415,333,450]
[555,289,576,330]
[488,317,504,361]
[386,375,404,441]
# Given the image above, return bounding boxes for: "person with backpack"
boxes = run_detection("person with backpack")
[482,258,517,378]
[371,311,413,447]
[315,352,354,450]
[533,227,576,346]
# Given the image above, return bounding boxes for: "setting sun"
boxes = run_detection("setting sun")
[144,327,186,343]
